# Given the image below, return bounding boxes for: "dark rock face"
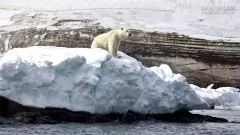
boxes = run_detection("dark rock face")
[149,110,228,123]
[13,109,151,124]
[13,109,228,124]
[0,24,239,88]
[0,117,8,124]
[0,96,228,124]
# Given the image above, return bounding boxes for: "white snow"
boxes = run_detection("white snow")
[0,46,211,114]
[0,9,23,26]
[0,0,240,42]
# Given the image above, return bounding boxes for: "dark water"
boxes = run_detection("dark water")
[0,110,240,135]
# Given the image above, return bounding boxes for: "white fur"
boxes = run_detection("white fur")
[91,28,131,58]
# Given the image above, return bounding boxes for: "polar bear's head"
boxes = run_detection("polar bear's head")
[120,28,131,39]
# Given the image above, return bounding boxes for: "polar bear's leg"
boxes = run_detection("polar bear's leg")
[114,46,118,57]
[108,39,118,58]
[109,44,118,58]
[116,46,122,58]
[109,45,119,58]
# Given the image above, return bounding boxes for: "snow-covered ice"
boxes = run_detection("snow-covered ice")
[0,46,212,114]
[0,46,239,114]
[0,0,240,42]
[191,84,240,110]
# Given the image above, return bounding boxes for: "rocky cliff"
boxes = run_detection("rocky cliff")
[0,19,239,88]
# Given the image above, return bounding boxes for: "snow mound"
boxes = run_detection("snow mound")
[191,84,240,110]
[0,46,210,114]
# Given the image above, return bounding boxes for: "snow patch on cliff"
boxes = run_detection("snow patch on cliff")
[0,0,239,42]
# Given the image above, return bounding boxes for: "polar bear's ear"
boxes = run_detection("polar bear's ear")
[121,28,123,30]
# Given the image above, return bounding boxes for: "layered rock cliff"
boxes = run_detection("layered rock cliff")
[0,18,239,88]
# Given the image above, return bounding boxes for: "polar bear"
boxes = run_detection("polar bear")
[91,28,131,58]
